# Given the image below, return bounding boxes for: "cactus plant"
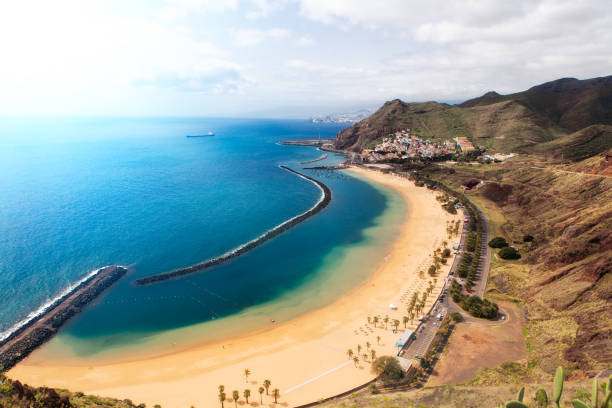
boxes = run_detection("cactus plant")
[517,387,525,403]
[572,375,612,408]
[553,367,564,408]
[506,402,529,408]
[535,388,548,407]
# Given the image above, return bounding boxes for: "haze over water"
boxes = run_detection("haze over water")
[0,117,404,360]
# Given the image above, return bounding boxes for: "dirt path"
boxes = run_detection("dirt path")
[427,301,525,386]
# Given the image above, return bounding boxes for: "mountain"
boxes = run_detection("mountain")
[460,76,612,132]
[335,76,612,158]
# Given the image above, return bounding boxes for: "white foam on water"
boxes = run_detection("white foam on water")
[0,265,124,343]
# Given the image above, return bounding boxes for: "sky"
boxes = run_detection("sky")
[0,0,611,117]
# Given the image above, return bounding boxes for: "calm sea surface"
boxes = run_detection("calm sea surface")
[0,117,404,360]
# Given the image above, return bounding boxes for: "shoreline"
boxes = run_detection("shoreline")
[10,167,459,408]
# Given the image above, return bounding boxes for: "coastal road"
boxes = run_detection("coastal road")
[401,305,446,361]
[471,204,491,298]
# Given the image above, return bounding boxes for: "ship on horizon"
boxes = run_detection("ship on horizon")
[186,131,214,138]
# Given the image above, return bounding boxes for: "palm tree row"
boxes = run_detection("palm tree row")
[218,376,278,407]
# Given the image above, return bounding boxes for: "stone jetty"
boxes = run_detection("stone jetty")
[134,166,331,285]
[0,266,127,370]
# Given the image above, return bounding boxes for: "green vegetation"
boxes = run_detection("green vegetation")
[450,280,498,319]
[0,371,149,408]
[371,356,404,384]
[499,367,612,408]
[499,246,521,260]
[489,236,509,248]
[451,312,463,322]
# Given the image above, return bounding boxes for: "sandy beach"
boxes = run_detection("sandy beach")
[10,167,460,408]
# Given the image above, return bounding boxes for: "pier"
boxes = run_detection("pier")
[300,154,328,164]
[0,266,127,370]
[134,166,331,285]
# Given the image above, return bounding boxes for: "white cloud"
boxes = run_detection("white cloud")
[297,35,315,46]
[246,0,290,19]
[230,27,290,46]
[292,0,612,101]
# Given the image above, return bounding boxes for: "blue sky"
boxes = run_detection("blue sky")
[1,0,611,117]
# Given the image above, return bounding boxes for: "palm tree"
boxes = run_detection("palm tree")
[258,387,264,404]
[232,390,239,408]
[357,344,362,354]
[243,389,251,404]
[370,349,376,361]
[403,316,409,328]
[263,379,271,395]
[362,353,368,362]
[373,316,379,328]
[353,356,359,367]
[383,316,389,329]
[376,335,381,345]
[367,316,371,324]
[393,319,400,331]
[347,348,353,359]
[219,392,226,408]
[366,341,371,350]
[219,385,225,393]
[272,388,280,404]
[244,368,251,383]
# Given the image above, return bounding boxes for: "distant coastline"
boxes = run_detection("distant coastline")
[134,166,332,285]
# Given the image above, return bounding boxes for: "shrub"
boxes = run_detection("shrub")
[442,248,451,258]
[371,356,404,384]
[523,234,534,242]
[466,233,477,251]
[428,265,437,276]
[451,312,463,322]
[499,246,521,260]
[488,236,508,248]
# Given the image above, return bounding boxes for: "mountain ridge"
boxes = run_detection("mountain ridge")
[335,75,612,158]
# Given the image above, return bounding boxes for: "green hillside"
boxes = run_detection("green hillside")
[336,76,612,158]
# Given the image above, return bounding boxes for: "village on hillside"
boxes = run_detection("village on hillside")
[360,129,516,163]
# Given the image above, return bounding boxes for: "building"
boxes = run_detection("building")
[395,329,415,348]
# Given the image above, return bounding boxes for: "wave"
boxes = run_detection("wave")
[134,166,332,285]
[0,265,121,344]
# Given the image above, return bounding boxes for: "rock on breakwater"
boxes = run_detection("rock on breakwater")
[0,266,127,370]
[134,166,332,285]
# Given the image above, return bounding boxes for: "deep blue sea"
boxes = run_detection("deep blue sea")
[0,117,404,360]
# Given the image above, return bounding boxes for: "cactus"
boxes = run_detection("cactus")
[535,388,548,407]
[506,402,529,408]
[593,379,599,408]
[572,375,612,408]
[517,387,525,403]
[553,367,564,408]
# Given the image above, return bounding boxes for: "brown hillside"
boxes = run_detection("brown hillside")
[460,76,612,132]
[426,160,612,374]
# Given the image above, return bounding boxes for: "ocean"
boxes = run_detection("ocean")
[0,117,405,361]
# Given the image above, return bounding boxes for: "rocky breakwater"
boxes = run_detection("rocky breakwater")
[0,265,127,370]
[134,166,332,285]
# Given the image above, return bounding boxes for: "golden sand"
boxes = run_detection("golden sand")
[10,167,460,408]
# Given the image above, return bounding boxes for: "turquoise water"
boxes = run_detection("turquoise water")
[0,117,403,360]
